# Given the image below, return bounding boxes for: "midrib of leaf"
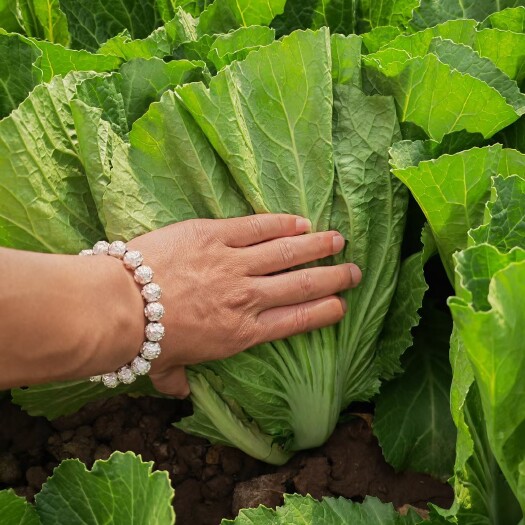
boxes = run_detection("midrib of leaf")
[46,0,54,43]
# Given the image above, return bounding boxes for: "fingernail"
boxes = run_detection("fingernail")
[296,217,312,233]
[340,297,347,313]
[349,264,362,286]
[332,234,345,253]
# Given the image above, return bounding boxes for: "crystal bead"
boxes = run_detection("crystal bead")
[90,375,102,382]
[123,250,143,270]
[145,322,165,342]
[117,366,136,384]
[79,249,94,256]
[141,341,162,360]
[108,240,127,259]
[93,241,110,255]
[131,356,151,375]
[142,282,161,302]
[144,302,164,322]
[134,265,154,285]
[102,373,119,388]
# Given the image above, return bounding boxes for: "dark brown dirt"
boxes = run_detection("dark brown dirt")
[0,395,452,524]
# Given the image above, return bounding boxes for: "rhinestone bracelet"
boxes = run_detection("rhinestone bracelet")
[79,240,165,388]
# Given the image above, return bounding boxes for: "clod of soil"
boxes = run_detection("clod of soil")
[0,396,453,524]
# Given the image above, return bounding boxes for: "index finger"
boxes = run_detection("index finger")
[221,214,311,248]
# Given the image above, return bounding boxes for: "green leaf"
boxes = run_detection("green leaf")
[59,0,161,52]
[450,257,525,515]
[0,74,104,253]
[375,224,436,379]
[410,0,525,30]
[0,33,42,118]
[428,38,525,115]
[361,25,401,53]
[176,29,334,226]
[469,175,525,251]
[196,0,286,36]
[223,494,423,524]
[11,376,158,419]
[98,27,173,60]
[35,452,175,525]
[374,306,456,481]
[98,89,250,240]
[391,145,525,282]
[271,0,357,37]
[16,0,69,45]
[330,33,362,87]
[482,6,525,32]
[364,40,522,141]
[0,490,39,525]
[472,28,525,86]
[357,0,419,32]
[433,336,522,524]
[207,25,275,70]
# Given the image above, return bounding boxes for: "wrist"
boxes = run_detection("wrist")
[80,254,145,377]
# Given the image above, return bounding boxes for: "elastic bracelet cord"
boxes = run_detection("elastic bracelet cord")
[79,240,164,388]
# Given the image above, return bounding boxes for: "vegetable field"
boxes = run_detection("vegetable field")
[1,0,525,523]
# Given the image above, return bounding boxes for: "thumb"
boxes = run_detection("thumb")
[149,365,191,399]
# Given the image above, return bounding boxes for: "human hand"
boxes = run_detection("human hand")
[124,215,361,398]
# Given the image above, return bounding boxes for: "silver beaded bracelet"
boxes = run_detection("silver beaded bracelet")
[79,240,165,388]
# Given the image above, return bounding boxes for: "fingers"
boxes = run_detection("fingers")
[149,365,190,399]
[255,296,347,343]
[219,214,311,248]
[255,263,361,309]
[242,230,345,275]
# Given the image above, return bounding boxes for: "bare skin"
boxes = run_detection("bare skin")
[0,214,361,397]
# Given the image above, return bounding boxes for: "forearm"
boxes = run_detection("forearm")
[0,247,144,389]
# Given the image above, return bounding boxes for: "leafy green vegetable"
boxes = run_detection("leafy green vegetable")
[0,452,175,525]
[0,74,104,253]
[391,145,525,281]
[374,305,456,481]
[224,494,423,524]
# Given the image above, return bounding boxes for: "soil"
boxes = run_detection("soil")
[0,395,452,524]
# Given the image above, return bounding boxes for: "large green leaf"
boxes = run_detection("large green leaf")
[271,0,357,37]
[223,494,423,525]
[391,145,525,282]
[0,74,104,253]
[0,33,42,118]
[36,452,175,524]
[364,36,523,141]
[176,28,334,226]
[98,89,250,240]
[374,306,456,481]
[58,0,161,52]
[410,0,525,30]
[0,490,39,525]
